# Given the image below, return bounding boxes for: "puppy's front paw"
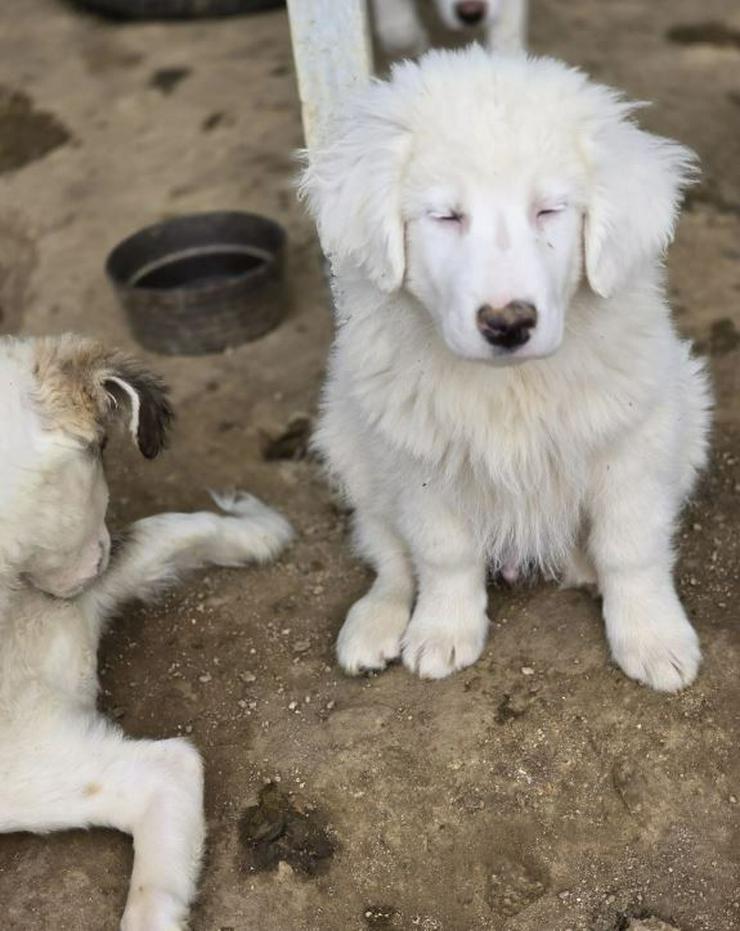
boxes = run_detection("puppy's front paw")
[606,595,701,692]
[401,605,488,679]
[337,594,410,675]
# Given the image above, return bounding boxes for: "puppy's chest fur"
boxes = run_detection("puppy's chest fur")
[391,365,592,569]
[331,295,662,570]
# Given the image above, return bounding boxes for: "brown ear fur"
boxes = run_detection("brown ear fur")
[103,362,173,459]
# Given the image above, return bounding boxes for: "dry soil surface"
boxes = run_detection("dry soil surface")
[0,1,738,930]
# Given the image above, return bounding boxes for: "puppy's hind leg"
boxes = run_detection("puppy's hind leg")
[86,491,294,615]
[337,511,415,675]
[0,723,204,931]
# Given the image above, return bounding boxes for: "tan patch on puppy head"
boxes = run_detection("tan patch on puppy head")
[31,333,173,457]
[32,335,115,444]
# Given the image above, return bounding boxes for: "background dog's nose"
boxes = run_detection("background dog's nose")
[455,1,487,26]
[476,301,538,349]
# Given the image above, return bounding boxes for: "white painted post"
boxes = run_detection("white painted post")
[286,0,374,152]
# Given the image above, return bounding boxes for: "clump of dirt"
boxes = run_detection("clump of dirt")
[0,88,70,174]
[666,22,740,49]
[238,782,335,876]
[149,66,191,94]
[619,916,682,931]
[708,318,740,355]
[261,413,312,461]
[487,855,550,917]
[202,110,234,132]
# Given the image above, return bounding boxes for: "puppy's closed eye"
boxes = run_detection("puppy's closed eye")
[430,209,466,225]
[536,204,567,221]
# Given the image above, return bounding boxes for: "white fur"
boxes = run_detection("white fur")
[0,338,294,930]
[372,0,528,55]
[301,49,711,691]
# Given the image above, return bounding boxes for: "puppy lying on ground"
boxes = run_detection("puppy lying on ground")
[302,48,711,692]
[371,0,528,56]
[0,335,293,930]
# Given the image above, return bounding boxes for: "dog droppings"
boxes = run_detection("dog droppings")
[0,87,70,173]
[238,782,335,876]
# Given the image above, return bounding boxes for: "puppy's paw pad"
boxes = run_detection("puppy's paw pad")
[337,595,410,675]
[610,620,701,692]
[401,617,487,680]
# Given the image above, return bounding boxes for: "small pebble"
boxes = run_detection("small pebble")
[521,666,535,676]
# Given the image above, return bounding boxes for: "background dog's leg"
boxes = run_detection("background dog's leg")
[0,728,204,931]
[370,0,428,55]
[489,0,528,50]
[399,496,488,679]
[86,491,293,617]
[587,437,700,692]
[337,511,415,674]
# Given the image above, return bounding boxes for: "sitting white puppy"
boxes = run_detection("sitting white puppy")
[301,49,711,692]
[371,0,528,54]
[0,335,293,930]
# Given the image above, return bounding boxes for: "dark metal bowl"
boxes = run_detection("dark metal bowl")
[73,0,285,20]
[106,211,287,356]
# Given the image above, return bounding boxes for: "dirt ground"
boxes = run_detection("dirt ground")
[0,1,738,929]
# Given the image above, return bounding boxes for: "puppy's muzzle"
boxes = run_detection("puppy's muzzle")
[455,1,487,26]
[476,301,538,350]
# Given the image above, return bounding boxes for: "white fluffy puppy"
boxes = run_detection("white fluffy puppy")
[301,49,711,692]
[372,0,528,55]
[0,335,293,930]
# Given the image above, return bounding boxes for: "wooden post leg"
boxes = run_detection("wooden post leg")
[286,0,373,153]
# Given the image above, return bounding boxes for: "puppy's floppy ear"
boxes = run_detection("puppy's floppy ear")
[584,111,698,298]
[103,361,173,459]
[299,80,412,293]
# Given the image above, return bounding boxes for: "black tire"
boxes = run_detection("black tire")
[73,0,285,20]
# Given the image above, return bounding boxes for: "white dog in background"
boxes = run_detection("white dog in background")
[372,0,528,54]
[0,335,293,930]
[302,48,711,692]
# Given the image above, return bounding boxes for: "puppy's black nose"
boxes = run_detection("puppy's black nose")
[455,1,487,26]
[476,301,538,350]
